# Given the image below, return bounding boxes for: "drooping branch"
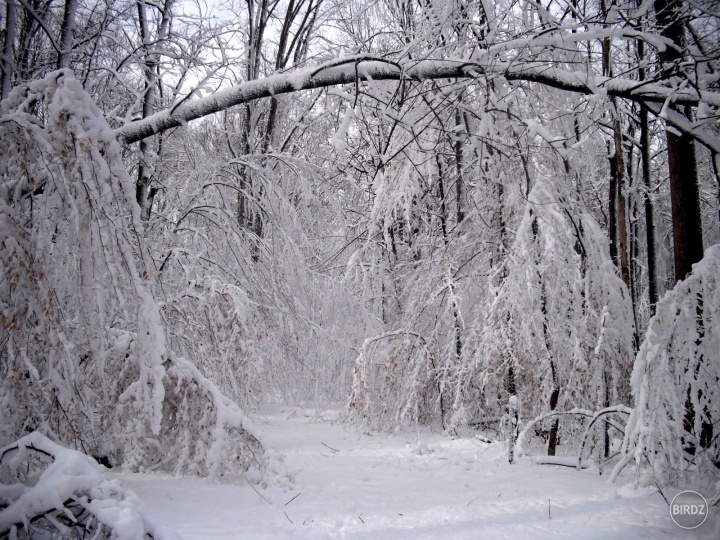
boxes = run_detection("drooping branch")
[515,407,629,458]
[116,56,720,145]
[576,405,633,470]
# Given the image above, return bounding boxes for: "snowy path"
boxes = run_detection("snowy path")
[114,407,714,539]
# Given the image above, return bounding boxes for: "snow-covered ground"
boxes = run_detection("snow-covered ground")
[113,407,716,539]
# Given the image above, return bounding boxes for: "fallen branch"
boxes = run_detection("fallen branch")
[321,442,339,454]
[532,455,593,469]
[246,475,272,505]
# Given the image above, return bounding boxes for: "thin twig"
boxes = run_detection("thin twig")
[246,476,272,505]
[285,493,301,506]
[654,481,670,506]
[321,442,339,454]
[284,511,293,524]
[466,495,482,507]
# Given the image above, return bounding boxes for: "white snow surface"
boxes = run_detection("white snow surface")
[113,406,717,539]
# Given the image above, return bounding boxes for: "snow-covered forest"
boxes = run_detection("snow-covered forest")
[1,0,719,537]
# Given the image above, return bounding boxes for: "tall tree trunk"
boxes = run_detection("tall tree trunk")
[613,120,631,289]
[451,108,465,385]
[608,142,618,266]
[57,0,77,69]
[601,0,630,287]
[667,118,703,281]
[654,0,704,282]
[454,108,465,224]
[638,39,659,313]
[436,154,448,242]
[639,104,659,312]
[135,0,173,222]
[626,131,641,352]
[654,0,708,453]
[1,0,18,100]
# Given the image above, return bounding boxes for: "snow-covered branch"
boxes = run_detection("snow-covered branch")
[516,407,629,459]
[116,57,720,144]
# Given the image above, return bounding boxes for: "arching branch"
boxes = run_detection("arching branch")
[115,56,720,145]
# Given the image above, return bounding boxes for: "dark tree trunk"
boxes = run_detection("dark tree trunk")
[454,108,465,224]
[654,0,709,453]
[1,0,18,100]
[640,105,659,307]
[637,35,659,313]
[436,154,448,242]
[654,0,704,282]
[608,143,618,266]
[547,361,560,457]
[667,124,703,281]
[613,121,631,289]
[625,127,641,352]
[507,367,518,464]
[602,0,630,287]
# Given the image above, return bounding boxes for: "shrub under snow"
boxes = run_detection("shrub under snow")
[0,432,180,539]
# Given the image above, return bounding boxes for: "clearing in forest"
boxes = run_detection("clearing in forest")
[114,406,710,539]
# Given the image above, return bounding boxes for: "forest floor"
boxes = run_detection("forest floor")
[113,406,716,539]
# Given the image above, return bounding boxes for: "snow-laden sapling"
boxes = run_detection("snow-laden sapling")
[612,245,720,492]
[0,71,268,480]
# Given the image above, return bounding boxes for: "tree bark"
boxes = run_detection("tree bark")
[1,0,18,100]
[57,0,77,69]
[638,35,659,313]
[602,0,630,289]
[613,121,631,289]
[135,0,173,222]
[608,145,618,267]
[667,123,703,281]
[454,108,465,224]
[654,0,704,282]
[654,0,709,454]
